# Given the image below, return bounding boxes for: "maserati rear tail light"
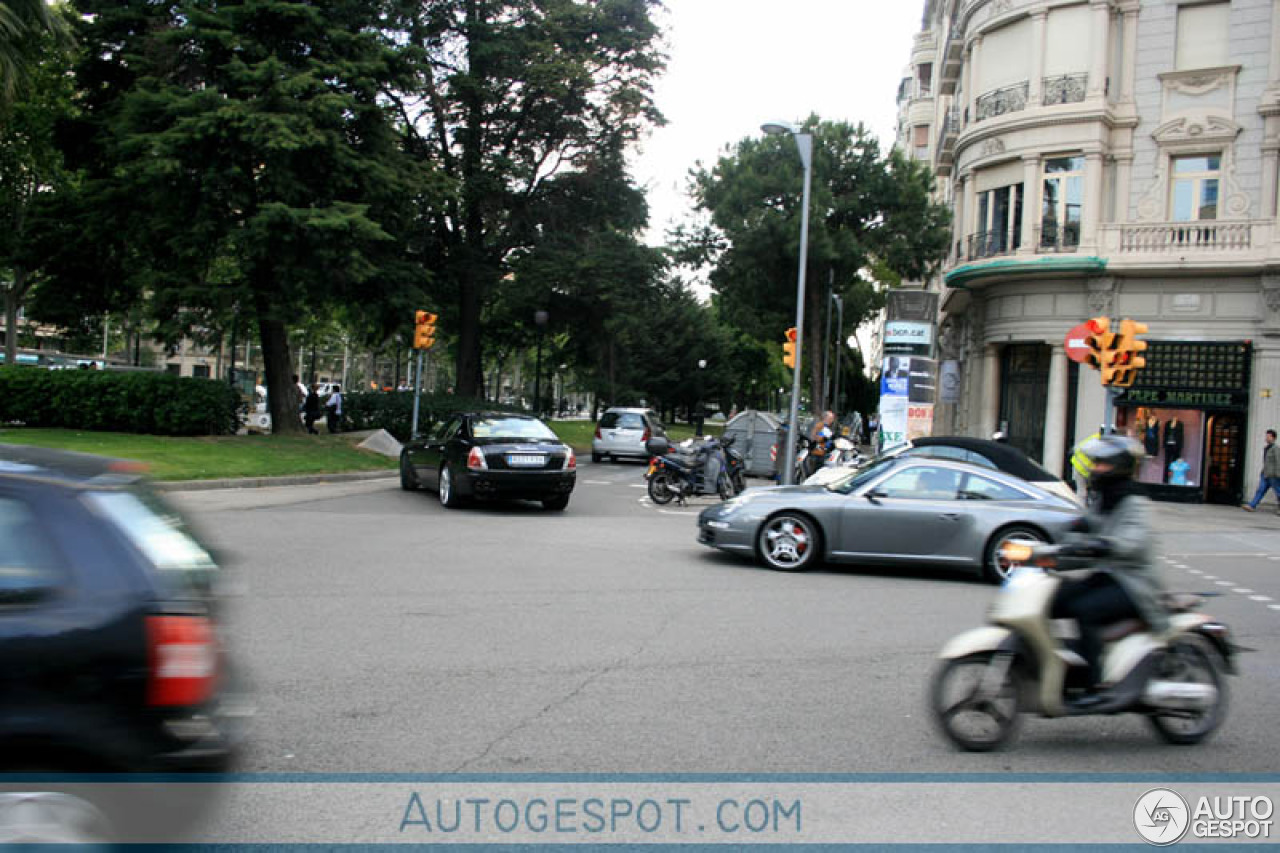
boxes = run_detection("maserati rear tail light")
[146,615,218,707]
[564,448,577,470]
[467,447,488,470]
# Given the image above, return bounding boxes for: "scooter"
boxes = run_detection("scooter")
[645,436,735,506]
[931,541,1239,752]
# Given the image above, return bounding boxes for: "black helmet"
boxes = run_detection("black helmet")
[1070,434,1143,488]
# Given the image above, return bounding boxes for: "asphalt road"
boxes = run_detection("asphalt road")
[173,467,1280,774]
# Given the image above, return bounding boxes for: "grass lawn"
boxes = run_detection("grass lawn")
[0,428,397,481]
[549,419,722,453]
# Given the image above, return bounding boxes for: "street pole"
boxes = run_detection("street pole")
[832,293,844,418]
[411,349,425,439]
[822,270,833,413]
[761,123,813,486]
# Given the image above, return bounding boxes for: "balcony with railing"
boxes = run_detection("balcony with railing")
[974,81,1029,122]
[938,36,963,95]
[1114,221,1253,253]
[966,230,1018,261]
[935,108,960,176]
[1036,221,1080,253]
[1041,73,1088,106]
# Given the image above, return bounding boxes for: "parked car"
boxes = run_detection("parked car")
[893,436,1080,505]
[0,444,249,839]
[399,412,577,510]
[697,455,1082,583]
[591,408,666,463]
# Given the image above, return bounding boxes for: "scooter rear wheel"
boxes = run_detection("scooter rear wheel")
[1146,634,1228,745]
[648,471,676,505]
[932,653,1022,752]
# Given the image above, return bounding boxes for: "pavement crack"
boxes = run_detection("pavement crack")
[449,603,695,773]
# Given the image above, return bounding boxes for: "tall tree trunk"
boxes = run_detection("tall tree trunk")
[254,292,302,435]
[3,268,25,367]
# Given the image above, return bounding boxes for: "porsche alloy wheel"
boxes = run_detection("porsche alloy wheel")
[757,513,820,572]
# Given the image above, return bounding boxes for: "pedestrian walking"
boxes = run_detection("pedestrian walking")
[1242,429,1280,513]
[325,384,344,434]
[303,384,322,435]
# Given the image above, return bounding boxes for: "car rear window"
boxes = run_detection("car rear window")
[601,413,644,430]
[471,417,558,440]
[82,490,218,597]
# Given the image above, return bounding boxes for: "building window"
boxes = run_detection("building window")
[972,183,1023,259]
[1040,156,1084,251]
[918,62,932,97]
[1170,155,1220,221]
[166,363,181,375]
[192,364,211,378]
[912,125,929,160]
[1176,2,1229,70]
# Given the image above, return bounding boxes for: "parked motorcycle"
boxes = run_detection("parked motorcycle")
[802,437,867,486]
[645,436,737,506]
[931,541,1240,752]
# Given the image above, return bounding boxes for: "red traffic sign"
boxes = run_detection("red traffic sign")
[1065,321,1095,364]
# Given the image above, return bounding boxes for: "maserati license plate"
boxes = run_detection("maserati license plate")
[507,454,547,467]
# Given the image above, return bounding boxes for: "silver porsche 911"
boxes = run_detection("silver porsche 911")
[696,455,1083,583]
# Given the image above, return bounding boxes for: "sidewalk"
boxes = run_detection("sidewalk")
[1150,499,1280,534]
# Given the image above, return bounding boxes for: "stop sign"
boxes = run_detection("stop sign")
[1064,321,1095,364]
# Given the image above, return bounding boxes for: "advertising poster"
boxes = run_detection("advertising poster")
[883,321,934,356]
[908,357,936,404]
[907,403,935,441]
[939,359,961,403]
[880,355,909,398]
[878,396,908,450]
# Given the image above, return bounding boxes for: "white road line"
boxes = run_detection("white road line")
[1233,588,1254,595]
[581,480,612,485]
[1188,569,1203,575]
[629,484,648,488]
[1270,605,1280,612]
[1202,575,1218,580]
[1251,595,1274,603]
[1215,581,1234,586]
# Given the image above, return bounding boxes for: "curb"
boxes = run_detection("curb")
[153,470,397,493]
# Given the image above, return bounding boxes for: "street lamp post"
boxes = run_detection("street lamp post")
[831,293,844,418]
[696,358,707,436]
[762,120,813,485]
[533,310,548,416]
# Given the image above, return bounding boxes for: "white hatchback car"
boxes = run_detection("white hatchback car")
[591,408,666,463]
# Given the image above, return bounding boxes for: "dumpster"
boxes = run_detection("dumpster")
[722,410,783,477]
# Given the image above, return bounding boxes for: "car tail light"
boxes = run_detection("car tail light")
[467,447,488,470]
[642,428,650,442]
[146,615,218,707]
[594,426,602,440]
[564,448,576,470]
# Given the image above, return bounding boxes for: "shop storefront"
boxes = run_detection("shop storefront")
[1113,341,1251,504]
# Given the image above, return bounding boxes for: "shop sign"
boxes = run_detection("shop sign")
[1120,388,1248,409]
[884,321,933,356]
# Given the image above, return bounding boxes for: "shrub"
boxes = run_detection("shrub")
[0,366,241,436]
[342,391,525,441]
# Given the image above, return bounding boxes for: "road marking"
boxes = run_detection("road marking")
[1233,588,1254,594]
[1270,605,1280,612]
[581,480,612,485]
[629,484,648,488]
[1188,569,1203,575]
[1215,581,1234,586]
[1251,595,1273,603]
[1202,575,1218,580]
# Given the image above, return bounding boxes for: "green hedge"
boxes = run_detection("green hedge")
[0,366,242,436]
[342,391,525,441]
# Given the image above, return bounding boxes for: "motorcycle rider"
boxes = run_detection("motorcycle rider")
[805,410,836,477]
[1053,434,1171,703]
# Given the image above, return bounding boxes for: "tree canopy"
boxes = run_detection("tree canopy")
[680,116,951,408]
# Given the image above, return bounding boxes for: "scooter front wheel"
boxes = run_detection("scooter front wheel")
[932,653,1022,752]
[648,471,677,505]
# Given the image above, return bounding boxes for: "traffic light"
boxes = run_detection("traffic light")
[1111,319,1149,388]
[413,311,437,350]
[782,327,797,369]
[1083,316,1122,384]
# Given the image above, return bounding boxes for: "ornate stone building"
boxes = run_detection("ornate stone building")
[894,0,1280,504]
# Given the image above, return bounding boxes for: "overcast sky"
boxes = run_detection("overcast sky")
[631,0,925,246]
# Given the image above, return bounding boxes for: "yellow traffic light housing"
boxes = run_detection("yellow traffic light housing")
[1111,319,1149,387]
[414,311,438,350]
[782,327,797,369]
